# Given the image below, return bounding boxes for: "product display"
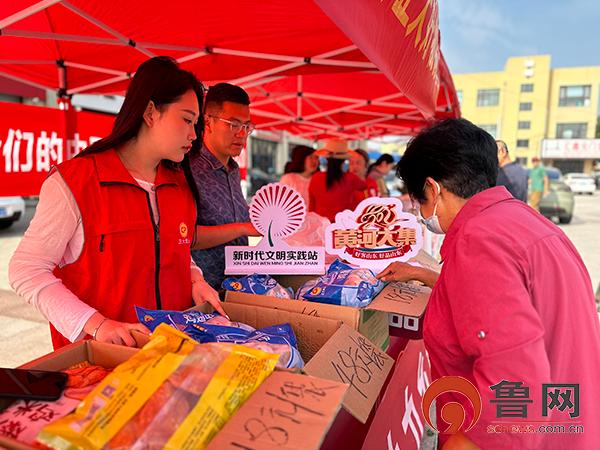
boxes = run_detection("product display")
[136,307,304,369]
[222,274,293,298]
[37,325,278,450]
[300,259,384,307]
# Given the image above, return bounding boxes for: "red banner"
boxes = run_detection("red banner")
[0,102,114,196]
[362,340,432,450]
[315,0,441,118]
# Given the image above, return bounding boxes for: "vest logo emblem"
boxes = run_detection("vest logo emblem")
[179,222,188,238]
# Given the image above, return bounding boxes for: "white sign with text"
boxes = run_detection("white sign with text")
[225,183,325,275]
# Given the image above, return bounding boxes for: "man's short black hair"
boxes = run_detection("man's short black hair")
[397,118,498,202]
[204,83,250,113]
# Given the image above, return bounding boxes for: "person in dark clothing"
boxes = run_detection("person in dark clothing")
[186,83,260,290]
[496,140,528,202]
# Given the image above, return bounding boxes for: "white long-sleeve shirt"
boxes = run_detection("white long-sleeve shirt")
[9,172,201,343]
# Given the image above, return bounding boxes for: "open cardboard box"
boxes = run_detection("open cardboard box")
[225,274,431,343]
[0,341,138,450]
[136,301,397,425]
[226,274,390,352]
[2,312,391,450]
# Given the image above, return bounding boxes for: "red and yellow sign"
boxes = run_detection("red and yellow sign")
[325,198,422,270]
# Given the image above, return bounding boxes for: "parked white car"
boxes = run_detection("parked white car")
[0,196,25,229]
[563,173,596,195]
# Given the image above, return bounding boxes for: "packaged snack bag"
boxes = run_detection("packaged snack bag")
[37,324,278,450]
[136,307,304,369]
[222,274,293,299]
[300,259,384,307]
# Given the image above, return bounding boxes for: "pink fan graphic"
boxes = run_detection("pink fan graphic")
[225,182,325,275]
[250,183,306,247]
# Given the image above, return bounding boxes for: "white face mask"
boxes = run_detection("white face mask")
[419,180,445,235]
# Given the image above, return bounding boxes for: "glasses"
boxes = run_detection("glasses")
[209,115,255,135]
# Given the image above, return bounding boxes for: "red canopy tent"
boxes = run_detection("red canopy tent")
[0,0,459,120]
[248,69,458,141]
[0,0,460,195]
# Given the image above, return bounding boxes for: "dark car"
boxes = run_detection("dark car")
[539,180,575,223]
[537,168,575,224]
[593,172,600,189]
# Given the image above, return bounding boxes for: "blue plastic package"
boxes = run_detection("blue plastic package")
[300,259,384,307]
[222,274,293,298]
[135,306,304,369]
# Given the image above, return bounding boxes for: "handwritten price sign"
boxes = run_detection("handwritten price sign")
[304,324,394,423]
[206,372,348,450]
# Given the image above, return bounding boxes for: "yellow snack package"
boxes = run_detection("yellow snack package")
[37,323,279,450]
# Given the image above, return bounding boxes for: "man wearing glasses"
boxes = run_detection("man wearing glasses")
[187,83,259,290]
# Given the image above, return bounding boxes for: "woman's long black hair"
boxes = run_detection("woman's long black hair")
[326,158,345,189]
[284,145,316,174]
[367,153,395,176]
[78,56,204,165]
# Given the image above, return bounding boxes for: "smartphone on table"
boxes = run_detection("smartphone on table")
[0,368,68,401]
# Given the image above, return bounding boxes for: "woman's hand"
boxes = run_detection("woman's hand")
[87,315,150,347]
[192,278,228,317]
[377,261,419,283]
[377,261,440,288]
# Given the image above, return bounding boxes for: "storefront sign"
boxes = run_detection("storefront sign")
[541,139,600,159]
[225,183,325,275]
[325,197,423,271]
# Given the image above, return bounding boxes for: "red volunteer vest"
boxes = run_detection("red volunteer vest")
[51,149,196,349]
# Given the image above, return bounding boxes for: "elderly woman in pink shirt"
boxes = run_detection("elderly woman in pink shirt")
[378,119,600,450]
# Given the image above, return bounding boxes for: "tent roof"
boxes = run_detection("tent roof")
[248,70,458,140]
[0,0,460,137]
[0,1,375,93]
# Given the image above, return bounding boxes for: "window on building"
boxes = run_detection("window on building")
[519,102,533,111]
[478,124,497,137]
[457,90,463,105]
[518,121,531,130]
[559,85,591,107]
[477,89,500,107]
[556,123,588,139]
[520,83,534,93]
[516,139,529,148]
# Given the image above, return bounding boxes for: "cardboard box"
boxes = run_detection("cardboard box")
[0,341,138,450]
[137,302,396,425]
[225,276,432,346]
[2,307,407,450]
[1,338,352,450]
[206,371,348,450]
[19,340,138,371]
[217,302,395,424]
[378,281,431,339]
[226,273,391,352]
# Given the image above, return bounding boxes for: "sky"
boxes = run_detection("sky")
[439,0,600,74]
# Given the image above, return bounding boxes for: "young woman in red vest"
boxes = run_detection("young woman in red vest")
[9,57,226,349]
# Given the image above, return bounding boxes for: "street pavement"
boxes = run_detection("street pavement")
[0,194,599,368]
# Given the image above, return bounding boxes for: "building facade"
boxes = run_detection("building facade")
[453,55,600,174]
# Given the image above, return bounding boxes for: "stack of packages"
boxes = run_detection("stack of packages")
[223,259,385,308]
[136,307,304,369]
[35,324,278,449]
